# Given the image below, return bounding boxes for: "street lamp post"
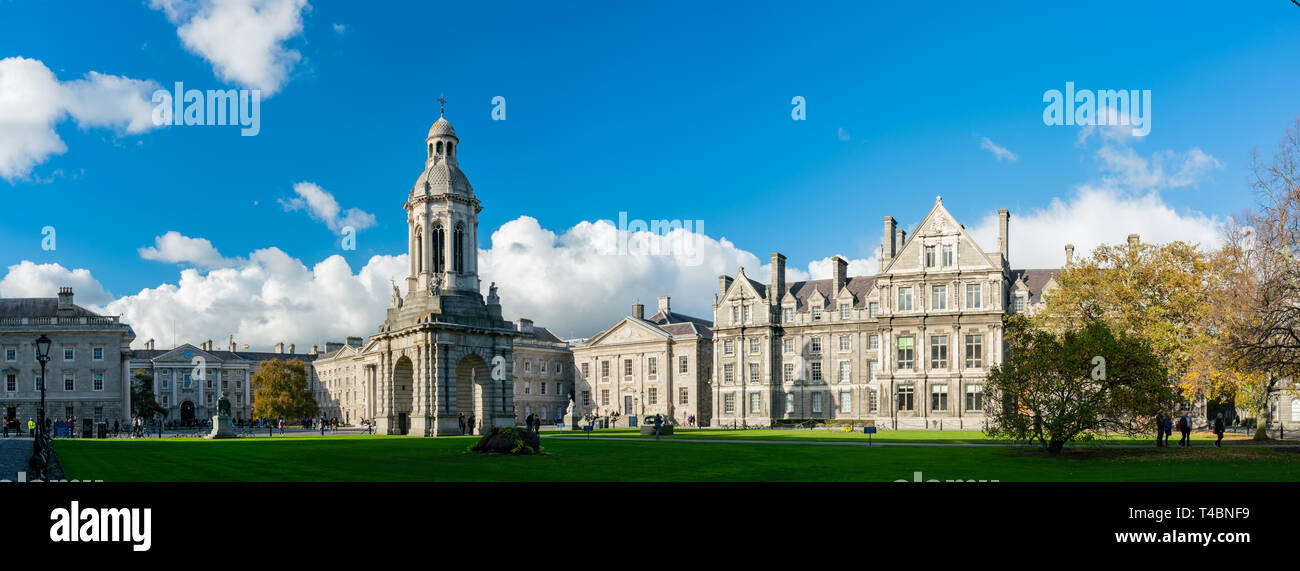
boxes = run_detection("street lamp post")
[30,334,52,481]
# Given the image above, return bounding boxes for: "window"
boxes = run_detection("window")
[897,337,914,369]
[161,395,168,407]
[541,361,548,373]
[724,340,735,355]
[810,337,821,353]
[582,391,591,406]
[524,361,531,373]
[811,306,823,321]
[785,393,795,414]
[750,392,761,413]
[869,390,879,412]
[839,335,850,351]
[925,245,936,267]
[966,284,982,309]
[749,339,760,354]
[942,244,953,266]
[743,305,752,323]
[93,347,103,361]
[601,361,609,379]
[5,374,14,391]
[838,361,850,383]
[94,407,103,423]
[811,392,823,414]
[811,362,822,382]
[93,373,103,391]
[623,359,633,377]
[679,387,689,405]
[731,306,739,324]
[1014,296,1026,313]
[931,384,949,411]
[648,357,658,376]
[930,335,948,368]
[724,394,736,414]
[783,363,794,382]
[64,347,74,361]
[183,374,192,388]
[648,388,658,405]
[64,406,73,418]
[64,374,74,391]
[206,393,213,406]
[868,360,879,381]
[898,287,913,311]
[932,285,947,310]
[4,348,13,361]
[557,383,564,395]
[783,339,794,353]
[540,382,547,395]
[556,363,563,376]
[869,335,879,350]
[783,308,793,322]
[723,364,735,384]
[966,385,984,411]
[965,334,984,369]
[453,224,465,273]
[898,384,914,411]
[601,389,610,406]
[869,302,879,318]
[581,363,590,378]
[840,390,851,414]
[748,363,759,384]
[679,356,689,373]
[161,377,169,389]
[840,305,851,319]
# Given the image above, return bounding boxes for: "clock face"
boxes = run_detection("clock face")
[623,328,631,337]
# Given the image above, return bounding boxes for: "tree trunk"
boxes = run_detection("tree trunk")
[1253,402,1271,441]
[1047,438,1065,453]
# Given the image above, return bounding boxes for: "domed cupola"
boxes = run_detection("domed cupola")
[411,97,474,199]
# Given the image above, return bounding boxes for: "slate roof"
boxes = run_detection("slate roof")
[0,298,100,318]
[640,311,713,340]
[1010,269,1059,303]
[785,276,878,308]
[130,348,319,363]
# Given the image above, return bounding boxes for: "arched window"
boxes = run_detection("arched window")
[428,143,433,158]
[453,223,465,273]
[436,141,443,155]
[432,225,445,273]
[414,227,423,273]
[447,142,454,159]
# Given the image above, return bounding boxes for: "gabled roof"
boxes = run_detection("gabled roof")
[781,276,878,309]
[0,298,100,318]
[1010,269,1059,303]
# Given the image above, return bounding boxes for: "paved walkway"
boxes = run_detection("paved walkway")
[0,436,48,481]
[545,435,1300,448]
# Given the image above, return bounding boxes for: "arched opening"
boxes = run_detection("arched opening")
[428,143,433,158]
[180,401,195,425]
[392,356,414,435]
[453,223,465,274]
[414,227,423,273]
[436,141,443,156]
[432,225,445,273]
[447,142,454,159]
[455,354,490,433]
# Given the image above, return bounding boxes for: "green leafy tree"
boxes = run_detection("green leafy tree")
[131,369,167,420]
[251,359,318,420]
[985,316,1173,453]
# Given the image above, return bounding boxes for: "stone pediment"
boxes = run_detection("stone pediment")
[151,344,220,364]
[584,317,671,347]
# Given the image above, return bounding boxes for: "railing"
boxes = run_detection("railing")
[0,316,121,326]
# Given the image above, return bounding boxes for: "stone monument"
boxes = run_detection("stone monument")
[564,394,579,430]
[207,391,237,439]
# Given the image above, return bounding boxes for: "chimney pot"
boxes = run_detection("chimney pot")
[883,217,898,261]
[275,342,284,354]
[632,303,645,320]
[1065,244,1075,264]
[658,296,671,316]
[769,252,786,306]
[1127,233,1140,246]
[288,343,295,354]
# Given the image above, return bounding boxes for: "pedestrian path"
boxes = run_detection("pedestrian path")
[544,435,1300,448]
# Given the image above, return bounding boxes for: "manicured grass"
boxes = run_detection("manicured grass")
[552,427,1239,445]
[53,434,1300,482]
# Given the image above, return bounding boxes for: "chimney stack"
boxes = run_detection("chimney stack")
[229,340,236,351]
[275,342,284,354]
[1127,233,1140,246]
[310,344,318,355]
[718,275,733,298]
[326,342,344,352]
[832,256,848,293]
[56,287,74,316]
[346,336,363,348]
[769,253,786,306]
[997,209,1010,264]
[518,318,534,334]
[145,338,155,351]
[288,343,295,354]
[1065,244,1075,264]
[882,217,897,261]
[896,229,907,254]
[658,296,671,316]
[632,302,645,320]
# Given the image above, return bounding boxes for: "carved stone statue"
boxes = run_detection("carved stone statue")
[216,391,231,417]
[489,282,498,298]
[391,280,403,308]
[429,275,442,296]
[207,391,236,439]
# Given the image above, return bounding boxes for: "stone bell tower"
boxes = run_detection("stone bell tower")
[406,97,482,297]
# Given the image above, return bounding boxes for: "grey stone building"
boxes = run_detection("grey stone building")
[512,318,575,425]
[572,296,713,427]
[0,287,134,426]
[309,337,368,424]
[711,197,1057,429]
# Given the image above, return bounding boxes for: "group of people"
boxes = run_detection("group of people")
[1155,411,1227,447]
[457,412,477,435]
[523,413,546,433]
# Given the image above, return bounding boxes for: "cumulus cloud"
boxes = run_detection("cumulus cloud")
[279,181,376,234]
[150,0,310,95]
[979,137,1018,163]
[0,57,159,182]
[0,261,114,305]
[1095,145,1221,191]
[138,231,236,268]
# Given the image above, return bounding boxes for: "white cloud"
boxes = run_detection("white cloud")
[0,57,159,182]
[332,23,345,34]
[837,127,850,141]
[279,181,376,235]
[0,261,114,305]
[1095,145,1221,191]
[138,231,235,268]
[150,0,310,95]
[979,137,1018,163]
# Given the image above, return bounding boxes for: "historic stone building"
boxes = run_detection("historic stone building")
[309,337,369,423]
[340,110,520,436]
[0,287,134,427]
[712,197,1058,429]
[511,318,575,425]
[128,338,320,423]
[572,296,713,427]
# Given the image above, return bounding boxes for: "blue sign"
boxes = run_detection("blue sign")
[583,424,593,432]
[864,426,877,434]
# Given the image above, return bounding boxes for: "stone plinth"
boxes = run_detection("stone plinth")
[207,414,237,439]
[639,425,673,436]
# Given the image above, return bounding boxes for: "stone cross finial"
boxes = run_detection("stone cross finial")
[438,94,447,115]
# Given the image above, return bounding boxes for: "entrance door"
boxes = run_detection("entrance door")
[397,413,409,435]
[180,401,195,425]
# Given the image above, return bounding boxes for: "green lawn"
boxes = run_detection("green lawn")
[549,427,1238,445]
[53,434,1300,482]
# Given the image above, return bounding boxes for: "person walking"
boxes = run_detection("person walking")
[278,418,285,435]
[1154,413,1165,447]
[1178,412,1192,447]
[1213,412,1225,447]
[467,413,475,436]
[1162,414,1173,447]
[27,418,35,438]
[458,412,466,435]
[653,413,664,440]
[525,413,534,433]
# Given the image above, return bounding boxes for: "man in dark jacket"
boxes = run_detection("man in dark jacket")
[458,412,466,435]
[467,413,475,436]
[1213,413,1225,447]
[1155,413,1165,447]
[1178,412,1193,447]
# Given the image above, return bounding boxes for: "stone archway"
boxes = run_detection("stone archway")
[455,354,490,433]
[180,401,195,425]
[392,356,414,435]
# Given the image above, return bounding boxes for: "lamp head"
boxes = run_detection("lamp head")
[35,334,51,361]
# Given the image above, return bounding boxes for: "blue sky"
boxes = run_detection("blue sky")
[1,0,1297,345]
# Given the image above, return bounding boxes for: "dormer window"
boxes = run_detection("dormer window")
[943,244,953,266]
[925,246,936,267]
[811,306,823,321]
[1014,296,1026,313]
[839,305,850,319]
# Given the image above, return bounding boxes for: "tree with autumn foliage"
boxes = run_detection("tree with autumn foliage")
[251,359,318,421]
[1197,119,1300,439]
